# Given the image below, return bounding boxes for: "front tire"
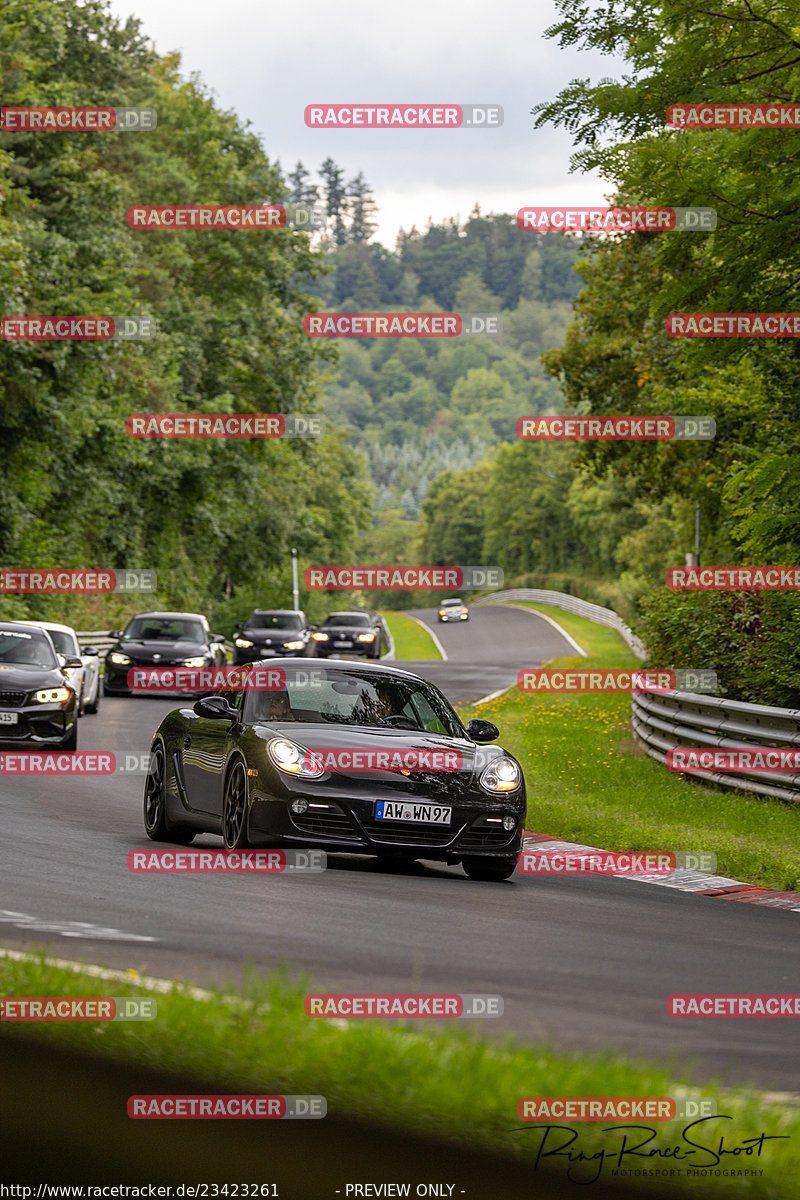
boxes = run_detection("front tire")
[144,741,196,844]
[462,855,518,882]
[222,759,251,849]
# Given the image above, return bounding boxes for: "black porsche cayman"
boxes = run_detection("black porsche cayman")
[143,659,526,880]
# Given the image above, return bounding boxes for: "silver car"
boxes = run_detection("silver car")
[13,620,101,716]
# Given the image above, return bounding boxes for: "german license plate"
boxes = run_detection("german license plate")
[375,801,452,824]
[0,711,18,725]
[334,640,352,648]
[260,649,276,656]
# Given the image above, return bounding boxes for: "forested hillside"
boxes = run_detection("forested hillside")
[0,0,371,629]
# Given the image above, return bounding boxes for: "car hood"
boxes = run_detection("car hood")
[112,640,209,659]
[254,723,509,798]
[0,665,71,691]
[319,626,373,636]
[244,629,304,642]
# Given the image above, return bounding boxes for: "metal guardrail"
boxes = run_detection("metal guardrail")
[632,689,800,803]
[476,587,647,658]
[479,588,800,803]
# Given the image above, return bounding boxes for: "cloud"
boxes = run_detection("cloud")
[107,0,625,245]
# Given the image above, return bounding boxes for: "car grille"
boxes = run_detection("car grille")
[0,691,27,707]
[291,803,357,840]
[360,817,456,847]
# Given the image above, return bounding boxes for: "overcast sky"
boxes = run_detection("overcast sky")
[106,0,624,248]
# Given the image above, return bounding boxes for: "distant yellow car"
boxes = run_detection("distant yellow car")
[438,598,469,623]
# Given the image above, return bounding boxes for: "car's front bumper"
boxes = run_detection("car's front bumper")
[0,698,77,745]
[247,782,525,861]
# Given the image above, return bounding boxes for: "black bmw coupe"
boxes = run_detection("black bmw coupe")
[143,659,526,880]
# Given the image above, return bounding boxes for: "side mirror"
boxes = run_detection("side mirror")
[235,622,244,631]
[308,624,318,632]
[193,696,236,720]
[211,634,226,643]
[60,655,84,670]
[108,630,123,639]
[467,718,499,743]
[83,646,99,657]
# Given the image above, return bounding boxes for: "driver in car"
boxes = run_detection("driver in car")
[259,690,295,722]
[368,682,405,725]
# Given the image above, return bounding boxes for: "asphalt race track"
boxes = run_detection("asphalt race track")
[2,603,799,1093]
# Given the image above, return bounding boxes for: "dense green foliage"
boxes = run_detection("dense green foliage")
[0,0,372,629]
[404,0,800,701]
[313,211,582,515]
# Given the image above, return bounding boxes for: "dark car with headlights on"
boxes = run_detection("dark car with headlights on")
[438,597,469,623]
[0,622,79,750]
[142,659,525,880]
[104,612,227,695]
[311,611,386,659]
[233,610,310,664]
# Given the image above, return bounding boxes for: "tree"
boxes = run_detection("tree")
[346,171,378,243]
[319,157,348,246]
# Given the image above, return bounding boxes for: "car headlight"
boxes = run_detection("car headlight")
[182,656,207,668]
[267,738,325,778]
[461,612,468,619]
[235,637,254,648]
[109,652,131,665]
[283,640,305,650]
[357,632,375,642]
[312,632,329,641]
[479,756,521,793]
[33,687,71,704]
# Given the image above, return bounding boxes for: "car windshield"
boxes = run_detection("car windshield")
[245,667,463,737]
[322,614,370,627]
[45,630,78,657]
[247,613,302,630]
[0,627,58,669]
[441,600,462,607]
[123,617,204,643]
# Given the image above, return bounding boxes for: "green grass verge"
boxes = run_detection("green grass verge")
[461,602,800,891]
[380,610,442,660]
[2,953,797,1198]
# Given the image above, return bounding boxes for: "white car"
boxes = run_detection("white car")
[13,620,101,716]
[438,598,469,623]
